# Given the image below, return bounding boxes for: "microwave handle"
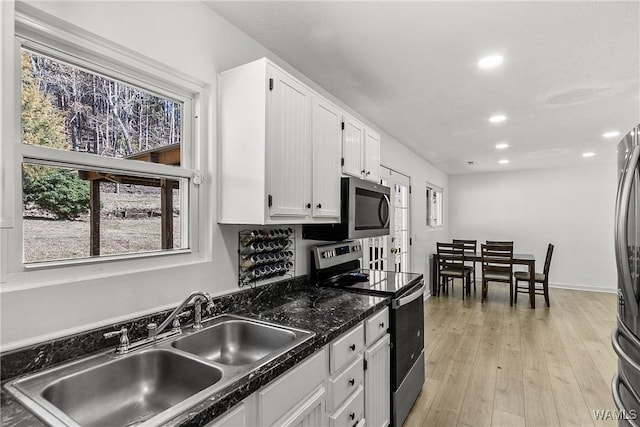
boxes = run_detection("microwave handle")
[379,194,391,228]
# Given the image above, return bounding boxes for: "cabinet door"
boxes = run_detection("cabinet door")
[364,334,391,427]
[258,349,326,426]
[276,385,327,427]
[205,403,246,427]
[342,115,365,178]
[267,67,312,218]
[364,129,381,183]
[312,97,342,218]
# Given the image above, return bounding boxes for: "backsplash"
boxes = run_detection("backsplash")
[0,275,310,382]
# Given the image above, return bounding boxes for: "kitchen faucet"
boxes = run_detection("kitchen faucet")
[104,290,214,355]
[147,290,214,340]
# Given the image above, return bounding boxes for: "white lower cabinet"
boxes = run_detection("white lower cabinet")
[257,349,326,426]
[205,399,252,427]
[275,384,327,427]
[364,333,391,427]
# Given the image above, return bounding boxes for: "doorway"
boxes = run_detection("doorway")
[364,167,411,272]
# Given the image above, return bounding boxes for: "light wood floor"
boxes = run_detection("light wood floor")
[405,282,618,427]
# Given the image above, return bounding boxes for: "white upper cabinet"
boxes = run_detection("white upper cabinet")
[341,115,365,179]
[342,114,381,183]
[267,67,312,218]
[312,98,342,218]
[364,129,381,183]
[218,58,340,224]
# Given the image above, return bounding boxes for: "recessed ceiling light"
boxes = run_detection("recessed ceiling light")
[499,159,510,164]
[489,114,507,123]
[582,152,595,158]
[478,54,504,69]
[495,143,509,150]
[603,131,620,139]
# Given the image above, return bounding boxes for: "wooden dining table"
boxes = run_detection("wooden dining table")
[431,252,537,308]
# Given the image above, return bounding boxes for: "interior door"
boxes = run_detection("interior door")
[364,167,411,272]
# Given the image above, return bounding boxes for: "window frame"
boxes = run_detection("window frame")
[426,182,444,230]
[2,5,210,289]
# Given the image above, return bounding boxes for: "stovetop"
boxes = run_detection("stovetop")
[322,268,423,298]
[311,240,424,298]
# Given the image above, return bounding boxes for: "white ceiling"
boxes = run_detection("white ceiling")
[206,1,640,175]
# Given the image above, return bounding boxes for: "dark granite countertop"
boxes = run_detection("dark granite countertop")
[1,282,388,427]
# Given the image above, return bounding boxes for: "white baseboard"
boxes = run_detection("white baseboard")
[549,282,617,294]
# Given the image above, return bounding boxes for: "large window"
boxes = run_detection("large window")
[426,183,443,228]
[9,10,204,271]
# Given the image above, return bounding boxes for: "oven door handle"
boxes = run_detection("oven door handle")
[393,281,425,308]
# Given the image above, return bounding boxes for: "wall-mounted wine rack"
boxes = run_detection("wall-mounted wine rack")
[238,228,295,287]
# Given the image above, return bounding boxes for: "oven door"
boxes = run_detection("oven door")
[391,280,425,388]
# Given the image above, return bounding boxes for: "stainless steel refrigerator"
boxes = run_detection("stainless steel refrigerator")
[613,124,640,425]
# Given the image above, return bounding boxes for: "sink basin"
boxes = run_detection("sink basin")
[4,314,314,426]
[6,349,223,427]
[171,317,304,366]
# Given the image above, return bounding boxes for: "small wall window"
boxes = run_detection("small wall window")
[426,183,443,228]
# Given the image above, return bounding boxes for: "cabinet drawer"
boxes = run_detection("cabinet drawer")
[330,323,364,374]
[258,349,326,426]
[328,354,364,412]
[330,385,364,427]
[365,308,389,346]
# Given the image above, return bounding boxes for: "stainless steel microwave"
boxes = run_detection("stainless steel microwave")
[302,177,391,241]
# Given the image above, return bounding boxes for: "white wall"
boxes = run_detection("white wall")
[449,158,618,292]
[0,1,444,349]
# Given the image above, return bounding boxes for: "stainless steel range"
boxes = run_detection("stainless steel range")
[311,241,425,427]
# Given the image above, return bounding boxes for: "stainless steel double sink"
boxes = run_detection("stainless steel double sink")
[4,314,315,427]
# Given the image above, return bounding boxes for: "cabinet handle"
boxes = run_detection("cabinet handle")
[349,412,355,420]
[306,203,311,209]
[361,169,366,174]
[316,203,322,209]
[349,344,356,351]
[366,171,371,176]
[379,322,385,328]
[348,378,355,386]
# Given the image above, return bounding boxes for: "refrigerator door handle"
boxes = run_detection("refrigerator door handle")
[613,325,640,376]
[615,144,640,316]
[613,372,640,427]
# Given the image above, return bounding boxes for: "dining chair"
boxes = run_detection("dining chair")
[481,243,514,305]
[437,242,471,300]
[453,239,477,293]
[514,243,554,307]
[486,240,514,246]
